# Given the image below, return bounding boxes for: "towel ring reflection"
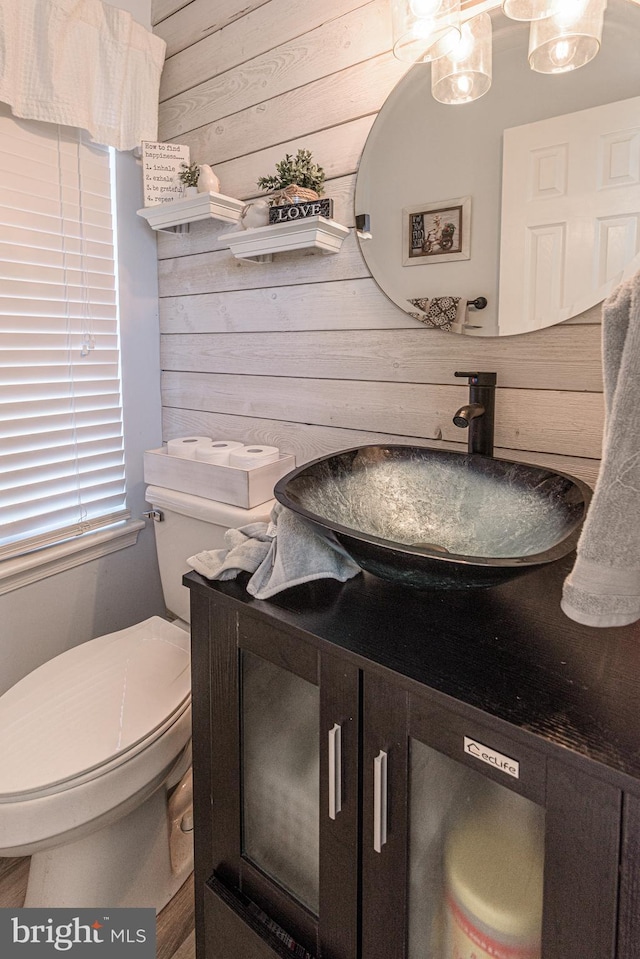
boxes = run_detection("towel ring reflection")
[467,297,488,310]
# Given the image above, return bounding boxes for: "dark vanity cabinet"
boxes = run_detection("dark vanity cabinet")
[185,559,640,959]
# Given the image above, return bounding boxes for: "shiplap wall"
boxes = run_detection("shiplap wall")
[152,0,603,489]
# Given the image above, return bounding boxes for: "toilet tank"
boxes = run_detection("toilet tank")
[145,485,274,625]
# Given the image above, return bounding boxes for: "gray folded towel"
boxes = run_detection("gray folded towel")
[187,503,361,599]
[561,268,640,627]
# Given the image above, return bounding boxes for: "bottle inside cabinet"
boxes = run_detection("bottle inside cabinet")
[408,741,545,959]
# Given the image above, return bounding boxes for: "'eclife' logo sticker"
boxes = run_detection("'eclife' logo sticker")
[463,736,520,779]
[0,908,156,956]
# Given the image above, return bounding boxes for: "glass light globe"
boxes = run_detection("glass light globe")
[392,0,461,63]
[528,0,606,73]
[432,13,492,104]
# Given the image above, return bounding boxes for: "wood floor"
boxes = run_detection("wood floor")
[0,857,195,959]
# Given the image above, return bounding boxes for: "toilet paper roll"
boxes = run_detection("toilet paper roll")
[228,445,280,469]
[194,440,244,465]
[167,436,211,459]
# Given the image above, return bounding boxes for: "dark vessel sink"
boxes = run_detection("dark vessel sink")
[274,446,592,589]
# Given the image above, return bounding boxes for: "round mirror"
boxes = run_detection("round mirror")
[355,0,640,336]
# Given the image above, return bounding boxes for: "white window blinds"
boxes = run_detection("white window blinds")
[0,107,129,561]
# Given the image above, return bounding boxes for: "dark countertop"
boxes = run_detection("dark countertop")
[185,556,640,788]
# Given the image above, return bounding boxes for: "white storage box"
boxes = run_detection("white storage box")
[143,447,296,508]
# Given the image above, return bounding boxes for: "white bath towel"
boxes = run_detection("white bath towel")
[0,0,166,150]
[561,269,640,627]
[187,503,361,600]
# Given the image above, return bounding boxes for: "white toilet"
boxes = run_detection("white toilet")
[0,485,273,911]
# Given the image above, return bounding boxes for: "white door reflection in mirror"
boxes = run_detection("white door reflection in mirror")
[499,97,640,335]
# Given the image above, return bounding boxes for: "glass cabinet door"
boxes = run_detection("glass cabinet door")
[204,607,360,959]
[408,739,545,959]
[362,672,621,959]
[241,648,320,913]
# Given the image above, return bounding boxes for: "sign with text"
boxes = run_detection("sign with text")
[268,197,333,224]
[141,141,190,207]
[0,908,156,956]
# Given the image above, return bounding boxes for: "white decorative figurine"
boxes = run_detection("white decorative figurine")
[239,199,270,229]
[197,164,221,193]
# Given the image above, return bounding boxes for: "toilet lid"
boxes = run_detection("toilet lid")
[0,617,190,797]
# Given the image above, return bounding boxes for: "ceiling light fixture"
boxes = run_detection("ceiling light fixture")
[392,0,613,102]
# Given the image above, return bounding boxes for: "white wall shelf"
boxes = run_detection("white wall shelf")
[136,191,245,232]
[224,215,350,262]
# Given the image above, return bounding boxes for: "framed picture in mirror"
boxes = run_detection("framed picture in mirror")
[403,196,471,266]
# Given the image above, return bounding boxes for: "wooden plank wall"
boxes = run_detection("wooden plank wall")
[152,0,603,488]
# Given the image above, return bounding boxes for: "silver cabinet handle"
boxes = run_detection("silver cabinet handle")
[373,749,388,853]
[328,723,342,820]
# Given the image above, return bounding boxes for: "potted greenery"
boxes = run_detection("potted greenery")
[178,161,200,195]
[257,149,325,205]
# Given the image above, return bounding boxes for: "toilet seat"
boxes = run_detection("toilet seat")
[0,617,190,800]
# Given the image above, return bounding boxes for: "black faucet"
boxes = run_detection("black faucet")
[453,371,497,457]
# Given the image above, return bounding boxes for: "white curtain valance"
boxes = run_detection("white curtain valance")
[0,0,166,151]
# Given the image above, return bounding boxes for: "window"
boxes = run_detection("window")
[0,106,130,570]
